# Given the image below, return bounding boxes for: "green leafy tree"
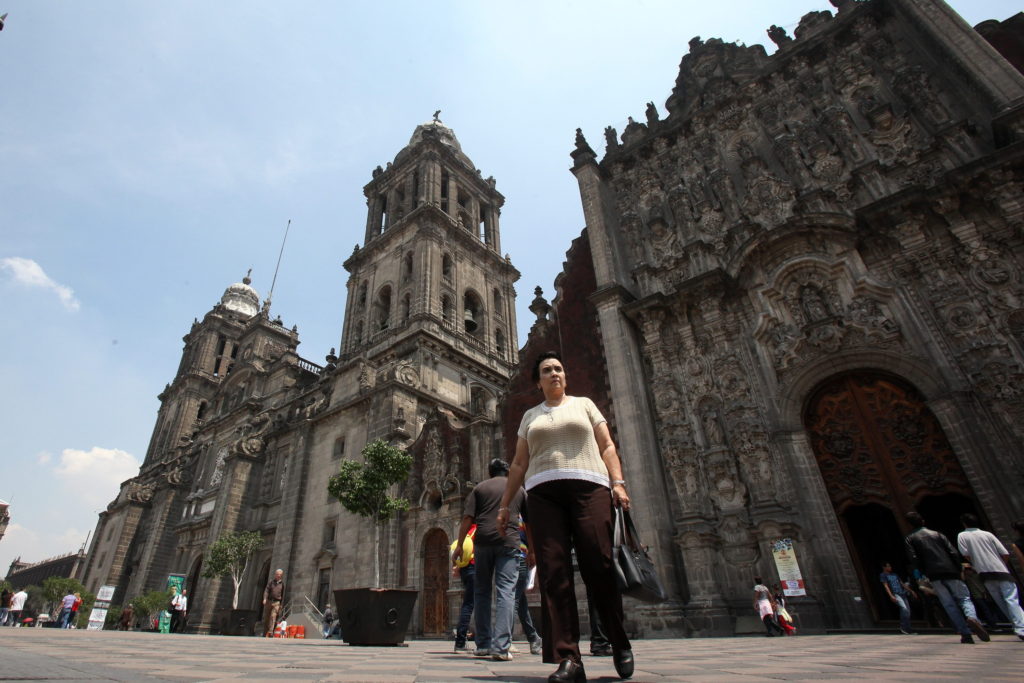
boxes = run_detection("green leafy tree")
[22,585,44,624]
[202,530,265,609]
[327,439,412,587]
[132,589,172,629]
[104,604,123,629]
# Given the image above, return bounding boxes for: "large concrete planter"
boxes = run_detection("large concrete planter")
[214,608,259,636]
[334,588,418,646]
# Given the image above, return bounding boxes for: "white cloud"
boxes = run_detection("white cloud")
[53,447,141,508]
[36,451,52,466]
[0,257,81,312]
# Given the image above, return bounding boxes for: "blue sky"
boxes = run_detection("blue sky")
[0,0,1016,579]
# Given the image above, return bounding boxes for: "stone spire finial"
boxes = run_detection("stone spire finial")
[571,128,597,167]
[529,286,552,323]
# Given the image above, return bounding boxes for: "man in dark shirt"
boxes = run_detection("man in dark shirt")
[262,569,285,637]
[904,511,988,644]
[453,459,524,661]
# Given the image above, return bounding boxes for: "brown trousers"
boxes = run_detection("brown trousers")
[263,600,282,636]
[528,479,631,665]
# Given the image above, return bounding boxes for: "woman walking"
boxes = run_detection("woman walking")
[498,351,633,682]
[753,578,785,636]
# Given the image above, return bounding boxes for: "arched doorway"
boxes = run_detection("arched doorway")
[804,372,982,622]
[422,529,449,636]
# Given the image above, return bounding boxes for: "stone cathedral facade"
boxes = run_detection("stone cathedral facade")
[509,0,1023,634]
[80,119,521,636]
[83,0,1023,638]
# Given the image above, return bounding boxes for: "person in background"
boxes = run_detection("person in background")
[58,590,76,629]
[0,588,11,626]
[753,577,784,636]
[321,605,335,639]
[453,459,524,662]
[170,588,187,633]
[957,513,1024,640]
[513,515,542,656]
[69,592,83,629]
[262,569,285,637]
[118,603,135,631]
[498,351,633,683]
[451,524,477,653]
[772,584,796,635]
[8,588,26,627]
[904,511,987,644]
[879,562,916,635]
[1010,520,1024,575]
[8,589,26,630]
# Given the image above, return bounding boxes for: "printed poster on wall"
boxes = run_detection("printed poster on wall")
[771,538,807,596]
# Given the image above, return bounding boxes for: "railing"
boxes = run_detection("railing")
[297,357,324,376]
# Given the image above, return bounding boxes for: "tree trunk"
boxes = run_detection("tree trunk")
[373,524,381,588]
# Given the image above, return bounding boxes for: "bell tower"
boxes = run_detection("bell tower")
[338,116,520,448]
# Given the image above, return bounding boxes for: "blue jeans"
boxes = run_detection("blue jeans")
[455,564,475,646]
[59,607,73,628]
[515,556,539,643]
[930,578,975,635]
[984,579,1024,636]
[892,594,912,632]
[473,544,518,655]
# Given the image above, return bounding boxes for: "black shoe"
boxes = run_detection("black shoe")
[589,645,613,656]
[961,634,975,644]
[966,617,990,642]
[613,649,634,679]
[548,659,586,683]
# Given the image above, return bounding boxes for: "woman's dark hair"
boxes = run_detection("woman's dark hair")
[488,458,510,477]
[531,351,562,382]
[754,576,763,584]
[961,512,980,528]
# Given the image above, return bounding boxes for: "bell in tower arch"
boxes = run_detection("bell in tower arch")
[464,308,478,332]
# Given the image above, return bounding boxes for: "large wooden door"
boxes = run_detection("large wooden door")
[804,373,979,621]
[422,528,449,636]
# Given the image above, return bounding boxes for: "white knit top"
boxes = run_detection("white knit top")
[517,396,610,490]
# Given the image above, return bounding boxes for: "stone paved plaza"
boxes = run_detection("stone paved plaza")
[1,629,1021,682]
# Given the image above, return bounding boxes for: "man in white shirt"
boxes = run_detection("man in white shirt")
[957,513,1024,640]
[9,589,27,627]
[170,588,188,633]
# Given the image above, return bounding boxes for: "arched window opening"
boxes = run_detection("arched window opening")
[377,193,388,234]
[442,254,452,281]
[213,334,227,376]
[493,288,503,317]
[358,281,368,309]
[441,295,452,324]
[375,286,392,331]
[495,328,505,357]
[479,203,490,243]
[463,291,483,338]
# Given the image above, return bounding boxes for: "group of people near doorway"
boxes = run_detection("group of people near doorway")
[451,351,634,683]
[879,511,1024,643]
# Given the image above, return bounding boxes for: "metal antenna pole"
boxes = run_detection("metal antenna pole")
[265,219,292,312]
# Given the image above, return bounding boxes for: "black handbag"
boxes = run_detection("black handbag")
[612,507,666,603]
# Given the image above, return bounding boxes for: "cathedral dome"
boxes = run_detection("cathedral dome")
[220,273,259,318]
[397,115,474,167]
